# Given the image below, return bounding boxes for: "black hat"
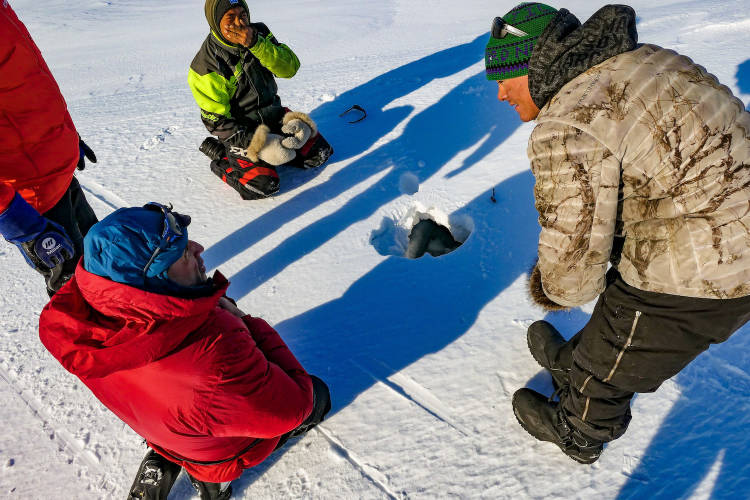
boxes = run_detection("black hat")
[204,0,250,39]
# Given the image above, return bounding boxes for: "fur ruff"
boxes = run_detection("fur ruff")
[282,111,318,137]
[529,261,569,311]
[247,124,270,162]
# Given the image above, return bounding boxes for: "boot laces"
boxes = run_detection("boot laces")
[548,386,565,403]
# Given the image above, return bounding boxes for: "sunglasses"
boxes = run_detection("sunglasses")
[491,17,529,38]
[142,202,190,278]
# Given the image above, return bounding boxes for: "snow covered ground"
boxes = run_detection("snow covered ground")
[2,0,750,498]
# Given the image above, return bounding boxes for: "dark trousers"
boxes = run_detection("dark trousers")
[41,177,98,292]
[560,269,750,442]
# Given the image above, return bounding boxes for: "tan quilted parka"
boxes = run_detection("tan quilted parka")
[529,44,750,305]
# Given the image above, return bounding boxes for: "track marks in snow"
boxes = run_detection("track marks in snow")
[622,453,649,483]
[284,468,312,498]
[351,357,472,437]
[316,425,404,500]
[0,363,116,496]
[140,125,179,150]
[79,177,129,211]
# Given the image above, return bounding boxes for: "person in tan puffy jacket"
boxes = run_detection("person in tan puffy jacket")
[485,3,750,463]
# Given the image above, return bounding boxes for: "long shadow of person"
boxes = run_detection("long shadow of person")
[223,69,519,299]
[737,58,750,108]
[202,34,489,271]
[219,168,538,497]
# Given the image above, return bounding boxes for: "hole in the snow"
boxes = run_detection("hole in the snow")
[370,205,472,258]
[405,219,462,259]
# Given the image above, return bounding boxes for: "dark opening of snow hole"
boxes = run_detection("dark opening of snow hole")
[405,219,463,259]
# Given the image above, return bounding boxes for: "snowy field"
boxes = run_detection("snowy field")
[2,0,750,498]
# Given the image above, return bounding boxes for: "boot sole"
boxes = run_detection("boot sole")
[511,393,600,465]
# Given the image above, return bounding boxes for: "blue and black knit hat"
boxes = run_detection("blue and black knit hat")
[485,3,558,80]
[83,205,190,293]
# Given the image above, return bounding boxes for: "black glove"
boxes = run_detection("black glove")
[77,137,97,170]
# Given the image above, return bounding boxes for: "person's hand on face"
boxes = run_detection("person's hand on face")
[220,7,256,47]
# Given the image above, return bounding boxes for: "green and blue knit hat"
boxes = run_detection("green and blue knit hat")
[485,3,558,80]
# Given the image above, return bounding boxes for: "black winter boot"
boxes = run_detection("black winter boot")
[127,449,182,499]
[512,388,603,464]
[188,475,233,500]
[527,321,572,389]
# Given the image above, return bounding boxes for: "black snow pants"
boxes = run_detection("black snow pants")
[559,269,750,442]
[41,176,98,294]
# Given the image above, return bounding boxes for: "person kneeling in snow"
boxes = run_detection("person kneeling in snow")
[39,203,331,499]
[189,0,334,200]
[485,3,750,463]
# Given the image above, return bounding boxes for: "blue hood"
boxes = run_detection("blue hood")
[83,206,189,292]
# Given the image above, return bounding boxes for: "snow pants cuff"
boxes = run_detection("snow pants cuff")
[561,268,750,443]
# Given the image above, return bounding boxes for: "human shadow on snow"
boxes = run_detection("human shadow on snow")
[737,58,750,109]
[222,169,539,497]
[202,34,489,272]
[171,34,525,499]
[220,67,518,299]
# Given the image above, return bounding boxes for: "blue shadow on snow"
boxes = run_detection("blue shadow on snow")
[193,34,532,497]
[225,168,539,497]
[615,323,750,499]
[737,59,750,109]
[222,67,518,298]
[202,34,490,272]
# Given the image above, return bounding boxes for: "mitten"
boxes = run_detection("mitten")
[281,119,312,149]
[246,125,296,166]
[281,111,318,150]
[528,260,569,311]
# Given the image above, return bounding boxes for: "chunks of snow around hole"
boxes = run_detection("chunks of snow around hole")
[370,204,472,258]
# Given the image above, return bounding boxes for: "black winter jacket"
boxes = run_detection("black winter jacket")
[188,24,300,139]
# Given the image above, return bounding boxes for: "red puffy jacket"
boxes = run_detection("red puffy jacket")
[0,2,79,214]
[39,266,313,482]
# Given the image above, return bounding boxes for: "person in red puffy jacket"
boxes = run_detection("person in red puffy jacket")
[0,1,98,294]
[39,203,331,500]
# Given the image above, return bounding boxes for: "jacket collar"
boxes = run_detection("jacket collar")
[39,264,231,379]
[210,30,244,56]
[75,263,229,321]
